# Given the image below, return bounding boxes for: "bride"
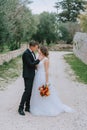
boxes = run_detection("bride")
[30,45,74,116]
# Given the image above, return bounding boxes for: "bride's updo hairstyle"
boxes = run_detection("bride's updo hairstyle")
[40,45,49,57]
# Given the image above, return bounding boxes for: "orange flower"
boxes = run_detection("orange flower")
[39,84,50,97]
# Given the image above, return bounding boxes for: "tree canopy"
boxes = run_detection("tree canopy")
[55,0,85,22]
[0,0,37,51]
[32,12,57,45]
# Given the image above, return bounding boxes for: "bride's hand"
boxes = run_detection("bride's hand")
[45,82,50,86]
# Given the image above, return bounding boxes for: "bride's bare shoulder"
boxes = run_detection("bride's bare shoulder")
[44,57,49,61]
[44,57,49,64]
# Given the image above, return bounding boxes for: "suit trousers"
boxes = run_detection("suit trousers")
[19,78,34,110]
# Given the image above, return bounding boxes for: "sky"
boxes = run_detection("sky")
[29,0,58,14]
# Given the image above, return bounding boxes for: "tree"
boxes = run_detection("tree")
[55,0,85,22]
[0,0,37,51]
[78,2,87,32]
[32,12,57,45]
[79,14,87,32]
[0,0,8,51]
[58,25,73,43]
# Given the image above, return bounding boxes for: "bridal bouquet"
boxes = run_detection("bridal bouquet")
[38,84,50,97]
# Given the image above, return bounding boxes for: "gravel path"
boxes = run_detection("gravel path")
[0,51,87,130]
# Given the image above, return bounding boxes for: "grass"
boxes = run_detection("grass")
[0,45,10,54]
[0,55,22,90]
[64,54,87,84]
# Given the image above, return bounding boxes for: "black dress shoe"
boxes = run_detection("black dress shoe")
[18,109,25,116]
[25,108,30,112]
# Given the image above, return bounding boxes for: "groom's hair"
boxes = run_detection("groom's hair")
[29,40,39,47]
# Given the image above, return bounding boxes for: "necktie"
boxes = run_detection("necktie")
[32,51,36,60]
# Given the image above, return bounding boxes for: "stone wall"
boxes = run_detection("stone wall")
[73,32,87,65]
[48,44,73,51]
[0,44,27,65]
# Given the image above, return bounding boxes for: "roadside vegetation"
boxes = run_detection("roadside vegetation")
[64,54,87,84]
[0,56,22,90]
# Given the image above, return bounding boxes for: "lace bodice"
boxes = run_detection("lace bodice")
[37,57,48,72]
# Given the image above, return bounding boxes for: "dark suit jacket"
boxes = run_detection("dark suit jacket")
[22,49,40,79]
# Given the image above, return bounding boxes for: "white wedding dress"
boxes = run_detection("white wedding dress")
[30,57,74,116]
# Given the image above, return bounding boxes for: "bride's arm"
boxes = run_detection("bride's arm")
[44,59,49,85]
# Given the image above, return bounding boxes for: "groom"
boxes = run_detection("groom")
[18,41,42,116]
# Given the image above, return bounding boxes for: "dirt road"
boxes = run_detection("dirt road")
[0,51,87,130]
